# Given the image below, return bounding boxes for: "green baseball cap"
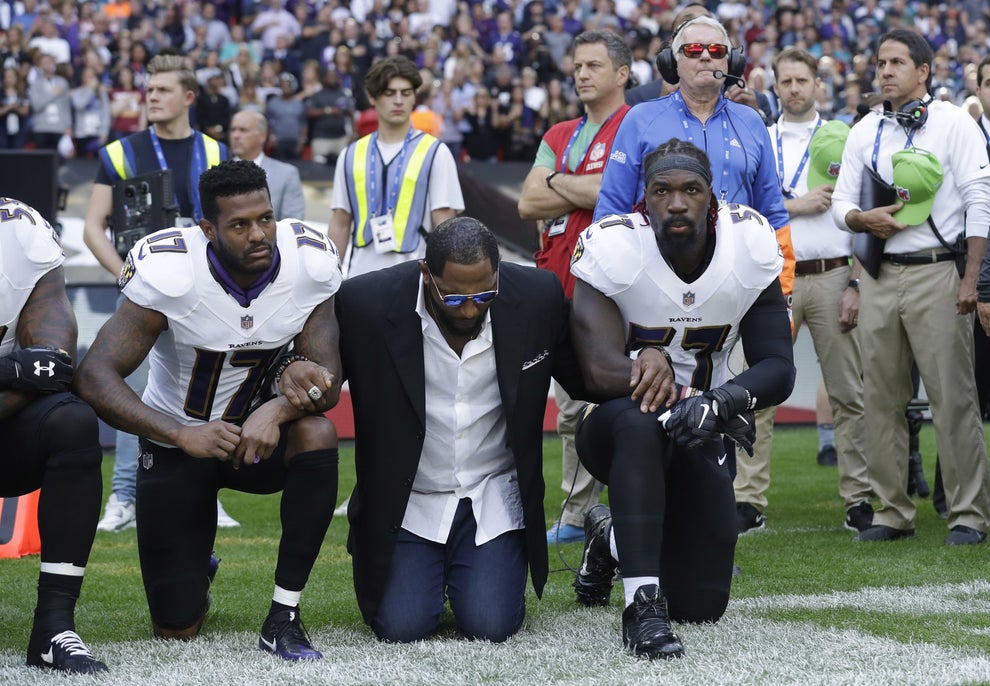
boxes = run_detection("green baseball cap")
[891,147,943,226]
[807,120,850,189]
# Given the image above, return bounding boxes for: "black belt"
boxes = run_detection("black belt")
[881,251,955,265]
[794,257,849,275]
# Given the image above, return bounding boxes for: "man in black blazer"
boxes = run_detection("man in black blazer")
[311,217,587,642]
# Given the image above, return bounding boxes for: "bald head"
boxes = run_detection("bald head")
[229,110,269,160]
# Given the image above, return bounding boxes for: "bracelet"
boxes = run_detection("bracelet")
[545,170,559,189]
[274,354,308,385]
[640,345,673,368]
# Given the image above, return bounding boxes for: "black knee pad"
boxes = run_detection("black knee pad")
[147,575,210,632]
[43,395,102,470]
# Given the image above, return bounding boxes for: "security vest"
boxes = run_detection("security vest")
[98,128,226,222]
[344,129,441,253]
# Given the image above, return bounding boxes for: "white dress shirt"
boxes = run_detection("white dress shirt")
[401,279,522,546]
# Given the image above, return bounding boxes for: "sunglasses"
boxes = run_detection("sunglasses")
[679,43,729,59]
[429,271,499,307]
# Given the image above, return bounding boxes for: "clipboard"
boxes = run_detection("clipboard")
[853,167,897,279]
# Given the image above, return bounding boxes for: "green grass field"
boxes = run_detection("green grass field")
[2,425,990,685]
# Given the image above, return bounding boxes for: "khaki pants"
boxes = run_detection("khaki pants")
[554,381,602,528]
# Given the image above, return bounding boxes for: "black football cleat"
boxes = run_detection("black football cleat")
[622,584,684,660]
[573,504,618,607]
[259,608,323,661]
[26,629,108,674]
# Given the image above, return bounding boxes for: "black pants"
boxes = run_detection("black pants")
[576,397,736,623]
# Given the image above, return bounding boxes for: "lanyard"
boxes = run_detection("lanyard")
[367,128,415,217]
[673,90,733,204]
[871,118,917,173]
[149,125,205,217]
[775,115,821,198]
[559,115,587,173]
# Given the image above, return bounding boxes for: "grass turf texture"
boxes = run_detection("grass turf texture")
[2,425,990,685]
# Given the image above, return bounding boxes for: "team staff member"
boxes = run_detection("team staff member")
[302,218,589,643]
[328,55,463,278]
[570,140,794,660]
[1,199,108,674]
[517,29,631,545]
[230,110,306,221]
[767,48,872,532]
[82,53,231,534]
[831,29,990,545]
[76,161,343,658]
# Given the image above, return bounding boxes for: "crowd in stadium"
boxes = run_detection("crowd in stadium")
[2,0,990,162]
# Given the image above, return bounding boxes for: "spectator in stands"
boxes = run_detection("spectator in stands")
[304,66,353,166]
[27,14,70,65]
[195,69,232,146]
[251,0,301,52]
[0,66,29,150]
[264,32,303,81]
[267,72,307,160]
[70,64,110,158]
[108,65,145,142]
[463,86,500,163]
[28,53,72,156]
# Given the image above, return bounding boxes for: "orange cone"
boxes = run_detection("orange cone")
[0,490,42,558]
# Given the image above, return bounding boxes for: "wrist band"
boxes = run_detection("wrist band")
[640,345,673,368]
[274,354,308,385]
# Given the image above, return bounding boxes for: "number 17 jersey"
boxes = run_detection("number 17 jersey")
[570,205,782,391]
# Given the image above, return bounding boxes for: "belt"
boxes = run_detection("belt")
[881,250,955,265]
[794,257,849,275]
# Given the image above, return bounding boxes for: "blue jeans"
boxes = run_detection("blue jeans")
[371,498,527,643]
[111,293,150,502]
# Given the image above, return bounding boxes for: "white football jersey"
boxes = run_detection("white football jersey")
[0,198,64,357]
[570,206,782,390]
[119,219,341,426]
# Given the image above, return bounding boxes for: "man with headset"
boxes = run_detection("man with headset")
[593,14,795,536]
[831,29,990,544]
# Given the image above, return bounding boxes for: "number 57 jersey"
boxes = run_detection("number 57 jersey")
[119,220,342,426]
[570,205,783,392]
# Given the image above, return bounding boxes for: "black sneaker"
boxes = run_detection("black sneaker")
[855,524,915,542]
[259,608,323,661]
[736,503,766,534]
[621,584,684,660]
[844,500,874,532]
[945,525,987,545]
[573,504,618,607]
[816,445,837,466]
[26,629,108,674]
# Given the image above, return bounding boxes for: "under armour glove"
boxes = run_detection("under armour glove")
[722,410,757,457]
[0,346,73,393]
[660,393,721,451]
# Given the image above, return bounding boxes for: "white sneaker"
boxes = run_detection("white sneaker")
[96,493,136,532]
[216,499,240,528]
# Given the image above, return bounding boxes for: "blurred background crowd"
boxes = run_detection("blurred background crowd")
[1,0,989,165]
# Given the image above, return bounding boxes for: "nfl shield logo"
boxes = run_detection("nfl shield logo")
[589,142,606,162]
[683,291,695,307]
[896,186,911,202]
[241,315,254,330]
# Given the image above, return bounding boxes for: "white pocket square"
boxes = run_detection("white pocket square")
[521,350,550,370]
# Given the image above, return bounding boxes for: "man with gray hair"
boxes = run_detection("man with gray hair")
[230,109,305,220]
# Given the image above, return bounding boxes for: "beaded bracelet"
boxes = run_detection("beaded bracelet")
[273,354,308,386]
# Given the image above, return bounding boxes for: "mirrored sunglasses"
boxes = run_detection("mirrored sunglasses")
[430,271,499,307]
[679,43,729,59]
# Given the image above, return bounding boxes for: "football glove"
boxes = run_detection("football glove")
[721,410,756,457]
[0,346,73,393]
[660,392,721,451]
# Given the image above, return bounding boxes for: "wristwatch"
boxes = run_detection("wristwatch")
[545,170,559,189]
[847,279,860,291]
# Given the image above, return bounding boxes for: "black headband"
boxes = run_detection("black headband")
[644,154,712,186]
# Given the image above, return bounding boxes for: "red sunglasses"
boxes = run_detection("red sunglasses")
[679,43,729,59]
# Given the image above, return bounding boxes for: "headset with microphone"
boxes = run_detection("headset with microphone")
[655,20,746,87]
[882,95,932,130]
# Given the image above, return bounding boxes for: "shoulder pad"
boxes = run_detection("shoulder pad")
[121,227,201,305]
[570,212,650,294]
[278,220,343,292]
[0,197,63,275]
[719,204,783,289]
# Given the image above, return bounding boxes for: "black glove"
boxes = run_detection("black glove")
[707,381,753,421]
[722,410,756,457]
[660,392,721,451]
[0,346,74,393]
